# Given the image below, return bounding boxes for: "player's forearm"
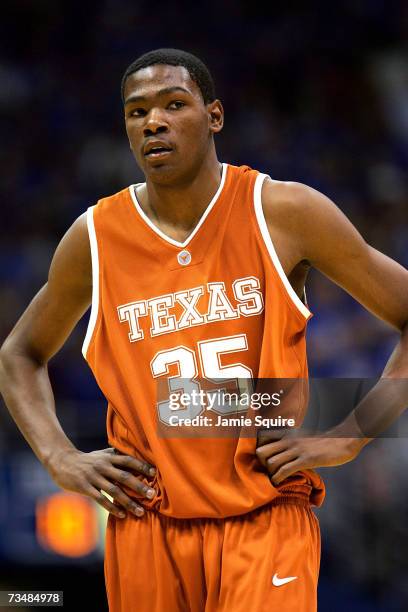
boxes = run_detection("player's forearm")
[329,321,408,445]
[0,345,78,469]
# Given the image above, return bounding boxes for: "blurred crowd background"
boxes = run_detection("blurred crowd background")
[1,0,407,610]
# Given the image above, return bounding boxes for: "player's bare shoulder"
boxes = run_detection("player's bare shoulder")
[261,177,318,235]
[48,211,92,296]
[259,177,315,271]
[260,176,365,269]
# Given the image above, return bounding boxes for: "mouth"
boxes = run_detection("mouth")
[145,149,172,160]
[144,143,174,160]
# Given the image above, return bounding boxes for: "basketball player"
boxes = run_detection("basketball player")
[1,49,408,612]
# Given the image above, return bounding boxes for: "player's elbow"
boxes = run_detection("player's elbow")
[0,337,17,368]
[0,339,18,395]
[0,335,45,382]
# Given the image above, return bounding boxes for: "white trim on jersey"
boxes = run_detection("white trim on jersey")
[303,287,310,309]
[82,206,100,358]
[253,173,312,320]
[128,162,228,248]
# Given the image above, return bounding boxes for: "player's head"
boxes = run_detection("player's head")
[121,49,216,106]
[121,48,224,185]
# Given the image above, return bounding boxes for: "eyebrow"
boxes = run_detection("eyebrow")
[124,86,191,105]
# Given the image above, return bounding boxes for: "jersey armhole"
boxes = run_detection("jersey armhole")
[82,205,100,358]
[253,173,313,320]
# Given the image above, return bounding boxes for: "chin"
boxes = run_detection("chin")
[145,165,177,184]
[143,162,193,186]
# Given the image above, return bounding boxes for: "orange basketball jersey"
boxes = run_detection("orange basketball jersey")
[82,163,325,518]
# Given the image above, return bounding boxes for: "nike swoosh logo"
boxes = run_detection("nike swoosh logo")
[272,573,298,586]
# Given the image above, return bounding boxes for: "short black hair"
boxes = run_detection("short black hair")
[121,48,216,105]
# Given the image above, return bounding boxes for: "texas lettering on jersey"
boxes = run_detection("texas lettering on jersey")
[117,276,264,342]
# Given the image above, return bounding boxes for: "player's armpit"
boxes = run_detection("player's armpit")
[261,178,408,332]
[1,212,92,364]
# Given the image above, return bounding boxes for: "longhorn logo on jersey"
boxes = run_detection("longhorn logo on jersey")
[117,275,264,342]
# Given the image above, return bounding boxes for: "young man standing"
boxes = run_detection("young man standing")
[1,49,407,612]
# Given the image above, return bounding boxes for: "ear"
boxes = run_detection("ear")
[208,99,224,134]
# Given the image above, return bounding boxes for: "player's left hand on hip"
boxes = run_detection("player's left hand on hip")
[255,430,362,485]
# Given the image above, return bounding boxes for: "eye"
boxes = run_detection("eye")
[129,108,147,117]
[168,100,185,110]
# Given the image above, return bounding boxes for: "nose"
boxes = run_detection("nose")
[143,107,169,137]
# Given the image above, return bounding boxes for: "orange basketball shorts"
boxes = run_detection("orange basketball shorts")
[104,498,321,612]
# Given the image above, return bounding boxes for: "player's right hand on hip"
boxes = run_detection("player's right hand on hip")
[45,447,156,518]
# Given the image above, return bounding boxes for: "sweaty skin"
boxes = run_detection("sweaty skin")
[1,65,408,518]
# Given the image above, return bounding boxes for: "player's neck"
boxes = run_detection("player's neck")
[138,153,223,242]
